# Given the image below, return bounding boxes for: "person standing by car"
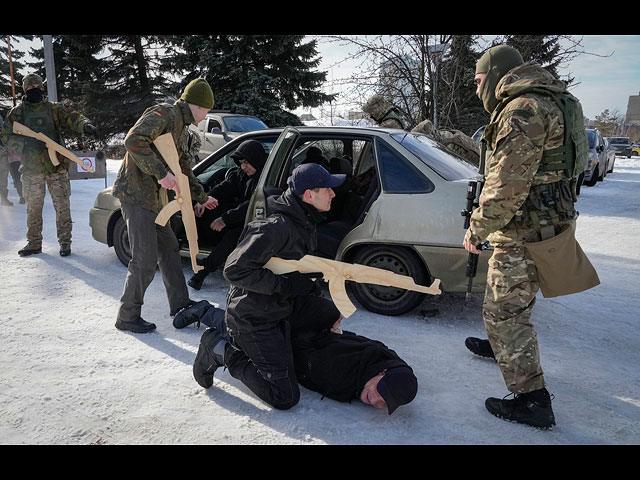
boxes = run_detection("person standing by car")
[187,139,267,290]
[191,163,346,410]
[1,73,98,256]
[463,45,596,428]
[175,299,418,415]
[112,78,218,334]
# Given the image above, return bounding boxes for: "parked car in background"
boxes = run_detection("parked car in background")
[607,136,632,158]
[603,137,617,174]
[90,126,490,317]
[190,111,268,160]
[631,144,640,156]
[583,128,608,187]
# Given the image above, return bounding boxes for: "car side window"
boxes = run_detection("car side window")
[376,140,434,193]
[207,119,222,133]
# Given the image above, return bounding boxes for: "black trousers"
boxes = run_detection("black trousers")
[224,295,340,410]
[195,203,243,274]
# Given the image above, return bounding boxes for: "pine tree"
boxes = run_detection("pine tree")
[437,35,488,135]
[502,35,563,79]
[159,35,334,126]
[0,35,32,114]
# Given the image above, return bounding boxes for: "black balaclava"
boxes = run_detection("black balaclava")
[476,44,524,114]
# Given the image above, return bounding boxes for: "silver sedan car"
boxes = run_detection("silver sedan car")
[90,126,489,316]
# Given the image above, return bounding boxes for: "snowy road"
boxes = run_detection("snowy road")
[0,157,638,445]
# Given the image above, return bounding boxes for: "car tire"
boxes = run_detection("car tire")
[112,215,132,267]
[585,166,599,187]
[349,245,428,316]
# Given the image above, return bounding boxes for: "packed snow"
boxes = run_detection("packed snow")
[0,156,639,445]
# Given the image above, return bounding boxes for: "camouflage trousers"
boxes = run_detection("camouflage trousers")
[483,245,546,394]
[21,170,72,248]
[1,156,22,198]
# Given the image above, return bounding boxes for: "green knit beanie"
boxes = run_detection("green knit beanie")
[476,45,524,113]
[180,78,214,109]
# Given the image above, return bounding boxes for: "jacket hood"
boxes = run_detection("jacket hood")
[495,62,567,102]
[231,139,267,171]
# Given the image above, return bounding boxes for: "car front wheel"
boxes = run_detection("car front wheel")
[349,245,429,316]
[112,215,131,267]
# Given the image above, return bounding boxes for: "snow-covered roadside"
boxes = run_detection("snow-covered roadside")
[0,156,638,445]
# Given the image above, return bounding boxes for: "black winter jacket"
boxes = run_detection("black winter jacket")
[207,155,265,227]
[223,188,321,335]
[292,323,411,403]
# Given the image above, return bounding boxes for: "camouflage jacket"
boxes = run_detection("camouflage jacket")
[1,98,91,175]
[112,100,208,213]
[466,63,573,247]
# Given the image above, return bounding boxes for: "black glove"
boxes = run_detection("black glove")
[279,271,324,296]
[84,124,99,138]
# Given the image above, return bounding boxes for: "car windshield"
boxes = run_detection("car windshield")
[222,116,268,133]
[390,132,480,181]
[608,137,630,145]
[587,130,595,149]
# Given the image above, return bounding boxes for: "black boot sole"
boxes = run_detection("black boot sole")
[485,397,556,429]
[18,248,42,257]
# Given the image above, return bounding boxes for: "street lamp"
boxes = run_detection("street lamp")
[428,43,449,129]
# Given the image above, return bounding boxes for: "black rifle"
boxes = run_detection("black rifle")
[461,179,487,301]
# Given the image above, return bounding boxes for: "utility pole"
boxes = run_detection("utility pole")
[43,35,58,102]
[6,36,17,106]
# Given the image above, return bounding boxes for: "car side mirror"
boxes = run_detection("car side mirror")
[211,127,222,135]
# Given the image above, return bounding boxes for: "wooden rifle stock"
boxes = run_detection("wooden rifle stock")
[264,255,441,318]
[153,133,203,274]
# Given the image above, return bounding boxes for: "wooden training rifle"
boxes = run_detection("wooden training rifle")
[264,254,441,318]
[12,121,94,172]
[153,133,202,274]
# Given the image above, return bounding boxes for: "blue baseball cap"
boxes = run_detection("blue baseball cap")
[287,163,346,195]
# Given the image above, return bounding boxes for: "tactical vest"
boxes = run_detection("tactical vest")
[479,88,589,240]
[380,109,409,130]
[480,87,589,184]
[17,102,67,170]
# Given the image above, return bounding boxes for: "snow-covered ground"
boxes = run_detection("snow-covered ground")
[1,156,639,445]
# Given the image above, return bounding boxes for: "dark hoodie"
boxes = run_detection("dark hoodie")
[223,188,323,335]
[207,141,267,227]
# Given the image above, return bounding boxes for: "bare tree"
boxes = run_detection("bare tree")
[320,35,608,132]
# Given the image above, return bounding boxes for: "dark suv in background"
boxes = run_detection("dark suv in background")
[607,136,632,158]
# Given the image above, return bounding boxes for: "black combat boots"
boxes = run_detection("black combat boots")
[173,300,211,329]
[187,270,209,290]
[485,388,556,429]
[18,243,42,256]
[193,327,228,389]
[465,337,496,360]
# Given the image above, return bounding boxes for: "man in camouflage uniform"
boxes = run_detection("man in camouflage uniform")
[363,94,480,165]
[112,78,218,334]
[1,74,98,256]
[362,94,409,129]
[463,45,587,429]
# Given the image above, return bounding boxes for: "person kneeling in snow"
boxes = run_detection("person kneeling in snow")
[175,300,418,415]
